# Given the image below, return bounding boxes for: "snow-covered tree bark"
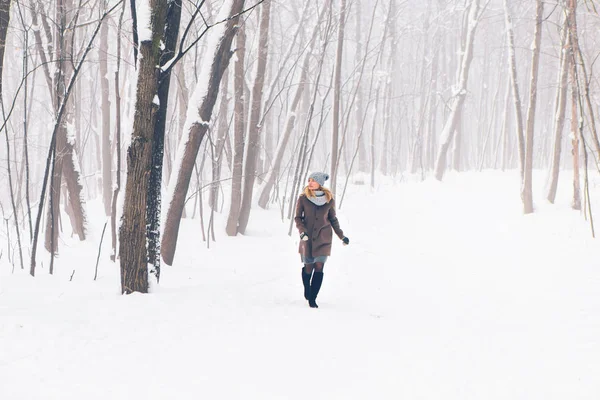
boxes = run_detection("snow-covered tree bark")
[147,0,183,282]
[161,0,246,264]
[434,0,481,181]
[45,0,86,262]
[238,0,271,234]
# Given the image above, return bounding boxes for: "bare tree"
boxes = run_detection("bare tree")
[521,0,544,214]
[30,2,121,276]
[111,1,126,262]
[502,0,525,178]
[237,0,271,234]
[330,0,347,194]
[225,22,247,236]
[566,0,581,210]
[147,0,184,281]
[546,13,569,204]
[100,0,112,216]
[120,0,168,293]
[434,0,483,181]
[45,0,87,263]
[161,0,246,265]
[257,1,327,209]
[0,0,22,270]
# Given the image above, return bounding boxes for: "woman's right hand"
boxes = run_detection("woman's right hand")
[300,232,309,241]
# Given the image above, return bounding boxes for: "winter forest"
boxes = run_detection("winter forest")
[0,0,594,287]
[2,0,600,398]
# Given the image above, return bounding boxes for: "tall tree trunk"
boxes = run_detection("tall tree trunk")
[521,0,544,214]
[46,0,86,258]
[225,23,246,236]
[502,0,525,179]
[330,0,346,194]
[111,1,126,261]
[546,14,569,204]
[410,2,431,174]
[147,0,183,282]
[209,70,230,211]
[567,0,581,210]
[434,0,481,181]
[0,0,22,270]
[30,2,118,276]
[120,0,168,293]
[100,0,112,216]
[500,78,511,170]
[238,0,271,234]
[161,0,245,265]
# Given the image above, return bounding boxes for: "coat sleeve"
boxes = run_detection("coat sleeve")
[328,199,345,239]
[294,196,307,234]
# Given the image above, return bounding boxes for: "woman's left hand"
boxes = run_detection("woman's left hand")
[342,237,349,246]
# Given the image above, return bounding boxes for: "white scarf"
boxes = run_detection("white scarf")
[307,190,328,206]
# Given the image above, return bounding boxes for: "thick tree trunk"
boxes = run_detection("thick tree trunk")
[120,0,168,293]
[161,0,245,265]
[147,0,183,282]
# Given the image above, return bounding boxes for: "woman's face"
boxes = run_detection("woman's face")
[308,178,320,190]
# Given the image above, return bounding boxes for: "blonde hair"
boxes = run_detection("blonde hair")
[303,185,333,202]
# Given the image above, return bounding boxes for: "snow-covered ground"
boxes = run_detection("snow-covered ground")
[2,170,600,399]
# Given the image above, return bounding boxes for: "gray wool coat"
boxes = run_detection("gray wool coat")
[294,195,345,258]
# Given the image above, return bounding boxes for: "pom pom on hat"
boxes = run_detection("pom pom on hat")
[308,172,329,187]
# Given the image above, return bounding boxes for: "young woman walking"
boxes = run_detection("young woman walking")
[294,172,349,308]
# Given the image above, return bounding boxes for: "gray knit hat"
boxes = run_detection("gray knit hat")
[308,171,329,187]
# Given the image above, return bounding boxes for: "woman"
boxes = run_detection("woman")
[294,172,349,308]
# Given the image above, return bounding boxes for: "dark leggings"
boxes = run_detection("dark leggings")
[304,262,325,274]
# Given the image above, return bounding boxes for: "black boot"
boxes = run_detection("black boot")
[308,272,324,308]
[301,268,311,300]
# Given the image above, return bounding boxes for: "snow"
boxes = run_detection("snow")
[2,170,600,399]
